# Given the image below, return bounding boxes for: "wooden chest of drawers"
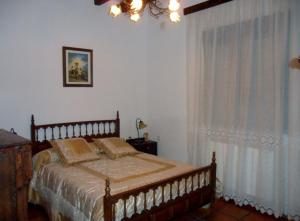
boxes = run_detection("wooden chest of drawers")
[0,129,32,221]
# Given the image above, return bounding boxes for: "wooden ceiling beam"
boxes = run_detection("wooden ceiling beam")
[184,0,233,16]
[94,0,111,6]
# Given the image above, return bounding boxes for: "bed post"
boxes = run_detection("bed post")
[104,179,113,221]
[116,111,120,137]
[210,152,217,204]
[31,114,36,144]
[31,114,38,154]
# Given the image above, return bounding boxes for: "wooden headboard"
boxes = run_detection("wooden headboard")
[30,111,120,155]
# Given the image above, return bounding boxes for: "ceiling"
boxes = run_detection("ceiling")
[182,0,207,8]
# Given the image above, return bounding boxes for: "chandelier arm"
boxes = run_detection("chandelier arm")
[150,0,167,11]
[148,0,168,17]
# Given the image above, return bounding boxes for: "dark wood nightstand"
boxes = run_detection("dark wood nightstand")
[126,138,157,155]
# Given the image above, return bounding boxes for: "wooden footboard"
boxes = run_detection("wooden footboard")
[104,152,216,221]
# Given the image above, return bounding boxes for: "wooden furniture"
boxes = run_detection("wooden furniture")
[126,138,157,155]
[0,129,32,221]
[184,0,233,15]
[30,112,120,155]
[30,111,216,221]
[94,0,110,6]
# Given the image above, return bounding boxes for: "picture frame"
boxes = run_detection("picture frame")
[62,46,93,87]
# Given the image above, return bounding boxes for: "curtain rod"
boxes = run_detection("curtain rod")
[184,0,233,16]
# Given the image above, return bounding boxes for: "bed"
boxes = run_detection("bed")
[29,111,216,221]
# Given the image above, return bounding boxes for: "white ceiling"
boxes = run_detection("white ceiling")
[182,0,207,8]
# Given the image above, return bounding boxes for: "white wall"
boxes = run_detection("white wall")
[0,0,206,163]
[0,0,149,139]
[145,0,206,162]
[145,18,187,162]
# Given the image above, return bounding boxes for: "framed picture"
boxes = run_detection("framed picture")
[62,46,93,87]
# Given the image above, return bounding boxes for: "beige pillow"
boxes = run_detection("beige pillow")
[32,148,60,172]
[51,138,100,164]
[93,137,138,159]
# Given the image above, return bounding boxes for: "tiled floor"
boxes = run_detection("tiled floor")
[29,199,289,221]
[174,199,289,221]
[212,200,289,221]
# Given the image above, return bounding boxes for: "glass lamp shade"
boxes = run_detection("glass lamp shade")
[170,11,180,23]
[138,120,147,129]
[168,0,180,11]
[110,4,121,17]
[136,118,147,138]
[130,13,141,22]
[131,0,143,11]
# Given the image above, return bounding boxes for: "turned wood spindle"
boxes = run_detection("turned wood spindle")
[143,192,147,210]
[210,151,217,203]
[170,183,173,200]
[31,114,36,143]
[134,195,137,214]
[91,123,94,135]
[58,126,62,139]
[191,175,194,191]
[105,179,111,197]
[162,186,164,203]
[72,125,75,138]
[177,180,180,197]
[212,151,216,164]
[51,127,54,140]
[36,129,39,141]
[104,179,112,221]
[43,128,47,141]
[153,188,156,207]
[65,125,69,138]
[123,199,127,218]
[85,123,88,136]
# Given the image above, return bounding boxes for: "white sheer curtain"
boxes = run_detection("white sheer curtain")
[186,0,300,219]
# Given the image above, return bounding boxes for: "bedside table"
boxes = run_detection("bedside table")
[126,138,157,155]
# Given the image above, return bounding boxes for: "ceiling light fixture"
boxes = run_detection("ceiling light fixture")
[109,4,122,17]
[108,0,181,23]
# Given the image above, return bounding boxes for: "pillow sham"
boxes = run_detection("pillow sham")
[93,137,138,159]
[32,148,60,172]
[51,138,100,164]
